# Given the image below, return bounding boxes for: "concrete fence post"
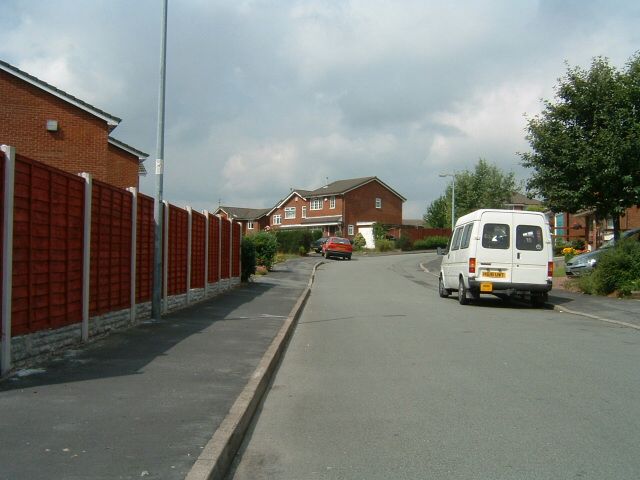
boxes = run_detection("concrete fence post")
[79,172,92,342]
[1,145,16,376]
[127,187,138,324]
[186,206,192,305]
[163,201,169,314]
[203,210,209,297]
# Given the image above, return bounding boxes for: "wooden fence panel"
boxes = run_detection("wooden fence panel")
[11,155,84,335]
[191,211,206,289]
[220,219,230,279]
[89,180,132,316]
[232,222,241,278]
[207,214,219,284]
[136,194,154,302]
[167,204,188,296]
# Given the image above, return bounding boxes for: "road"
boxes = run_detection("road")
[227,253,640,480]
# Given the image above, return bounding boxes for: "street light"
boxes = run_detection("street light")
[439,173,455,231]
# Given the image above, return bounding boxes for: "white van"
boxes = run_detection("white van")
[438,209,553,306]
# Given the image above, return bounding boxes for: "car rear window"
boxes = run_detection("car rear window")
[332,238,350,245]
[516,225,544,251]
[482,223,510,249]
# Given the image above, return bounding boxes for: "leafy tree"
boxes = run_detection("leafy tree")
[424,195,448,228]
[521,54,640,240]
[424,159,517,227]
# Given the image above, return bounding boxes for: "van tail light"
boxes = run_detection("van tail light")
[469,258,476,274]
[547,261,554,278]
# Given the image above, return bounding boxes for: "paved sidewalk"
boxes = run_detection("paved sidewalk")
[548,288,640,330]
[0,256,318,480]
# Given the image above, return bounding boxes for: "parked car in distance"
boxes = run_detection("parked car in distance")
[565,227,640,276]
[322,236,353,260]
[311,237,328,253]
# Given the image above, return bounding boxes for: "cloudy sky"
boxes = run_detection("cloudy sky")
[1,0,639,218]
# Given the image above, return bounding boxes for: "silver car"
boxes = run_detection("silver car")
[565,228,640,276]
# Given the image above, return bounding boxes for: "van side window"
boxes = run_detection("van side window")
[516,225,544,251]
[450,227,463,251]
[482,223,510,249]
[460,223,473,249]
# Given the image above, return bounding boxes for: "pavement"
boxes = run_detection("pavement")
[1,253,639,480]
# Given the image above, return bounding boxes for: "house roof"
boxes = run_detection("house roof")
[108,137,149,176]
[215,206,271,220]
[307,176,407,201]
[0,59,121,129]
[505,192,542,207]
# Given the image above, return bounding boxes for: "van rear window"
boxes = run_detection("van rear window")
[516,225,544,251]
[482,223,509,249]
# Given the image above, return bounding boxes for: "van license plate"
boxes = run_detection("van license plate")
[480,283,493,292]
[482,271,505,278]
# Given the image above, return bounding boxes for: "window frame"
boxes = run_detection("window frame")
[273,214,282,225]
[247,221,254,230]
[302,206,307,218]
[375,197,382,209]
[284,207,296,219]
[310,198,322,210]
[348,224,354,236]
[330,196,336,209]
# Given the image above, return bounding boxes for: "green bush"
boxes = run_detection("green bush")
[274,229,314,254]
[352,233,367,251]
[395,235,413,251]
[298,245,307,256]
[311,229,323,241]
[578,240,640,296]
[376,239,395,252]
[252,231,278,270]
[240,236,256,282]
[413,236,449,250]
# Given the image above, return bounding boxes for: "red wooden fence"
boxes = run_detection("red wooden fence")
[167,205,188,296]
[208,214,219,284]
[0,152,242,344]
[11,155,84,335]
[221,219,230,279]
[136,194,154,303]
[191,210,206,289]
[90,179,132,316]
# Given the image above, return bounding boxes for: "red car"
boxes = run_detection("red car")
[322,236,353,260]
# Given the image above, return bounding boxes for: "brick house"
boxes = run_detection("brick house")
[267,177,405,247]
[0,59,147,189]
[551,206,640,249]
[214,206,271,235]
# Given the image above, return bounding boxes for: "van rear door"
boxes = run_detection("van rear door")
[476,211,513,285]
[511,217,549,285]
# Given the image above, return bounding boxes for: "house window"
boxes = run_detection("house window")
[247,221,254,230]
[375,197,382,209]
[302,206,307,218]
[348,224,354,236]
[285,207,296,219]
[330,196,336,209]
[310,198,322,210]
[273,214,282,225]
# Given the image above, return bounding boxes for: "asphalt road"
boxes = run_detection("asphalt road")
[227,253,640,480]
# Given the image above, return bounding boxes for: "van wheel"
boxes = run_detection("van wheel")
[438,275,450,298]
[458,277,469,305]
[530,293,548,308]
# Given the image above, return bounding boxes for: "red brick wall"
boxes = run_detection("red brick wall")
[106,143,140,189]
[304,194,343,219]
[343,180,403,235]
[622,206,640,230]
[0,69,138,189]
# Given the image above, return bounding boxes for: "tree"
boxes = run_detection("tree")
[423,195,448,228]
[521,54,640,241]
[424,159,517,227]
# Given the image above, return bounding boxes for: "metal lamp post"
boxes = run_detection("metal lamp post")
[439,173,455,230]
